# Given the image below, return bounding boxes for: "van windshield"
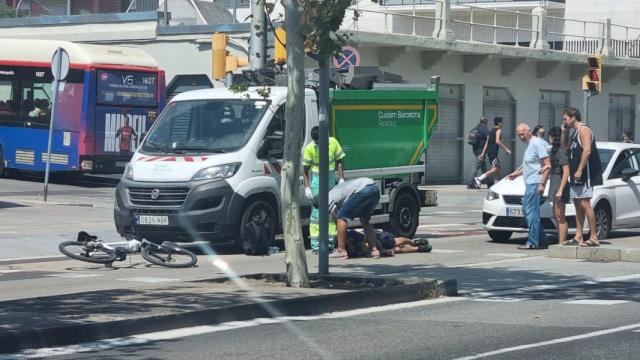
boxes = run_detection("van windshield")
[141,99,270,154]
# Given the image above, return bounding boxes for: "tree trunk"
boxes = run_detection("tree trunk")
[281,0,310,288]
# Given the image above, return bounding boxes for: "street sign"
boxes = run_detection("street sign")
[333,45,361,70]
[44,47,69,202]
[51,47,70,81]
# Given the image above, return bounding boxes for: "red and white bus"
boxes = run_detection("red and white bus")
[0,39,166,174]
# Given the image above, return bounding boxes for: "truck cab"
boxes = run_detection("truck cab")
[115,83,439,247]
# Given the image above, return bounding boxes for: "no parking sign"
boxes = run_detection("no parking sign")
[333,45,361,70]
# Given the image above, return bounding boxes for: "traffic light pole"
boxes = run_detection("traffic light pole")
[583,91,592,125]
[318,56,330,275]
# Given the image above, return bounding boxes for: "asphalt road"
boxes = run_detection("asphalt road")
[19,275,640,360]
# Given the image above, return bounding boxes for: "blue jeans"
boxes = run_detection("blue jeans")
[337,184,380,221]
[522,183,547,248]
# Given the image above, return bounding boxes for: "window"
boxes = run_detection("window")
[262,105,286,160]
[608,95,635,142]
[609,150,639,179]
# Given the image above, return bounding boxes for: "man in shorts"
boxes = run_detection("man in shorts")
[314,177,381,259]
[562,106,602,247]
[474,117,512,188]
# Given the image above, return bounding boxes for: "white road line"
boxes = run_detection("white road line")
[430,249,465,254]
[595,274,640,283]
[563,300,630,306]
[0,270,22,274]
[452,322,640,360]
[117,277,180,283]
[418,223,467,229]
[472,297,528,303]
[45,273,102,279]
[1,297,467,359]
[430,211,464,215]
[485,253,529,258]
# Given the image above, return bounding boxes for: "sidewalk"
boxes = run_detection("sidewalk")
[548,236,640,263]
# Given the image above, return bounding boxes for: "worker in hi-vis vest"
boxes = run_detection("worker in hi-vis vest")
[303,126,346,253]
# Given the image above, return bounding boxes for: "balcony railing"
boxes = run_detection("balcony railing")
[379,0,564,6]
[11,0,158,18]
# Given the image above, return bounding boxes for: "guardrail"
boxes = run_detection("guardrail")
[347,3,438,37]
[545,15,605,55]
[451,4,536,45]
[611,23,640,58]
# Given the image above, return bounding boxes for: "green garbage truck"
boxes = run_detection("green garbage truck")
[114,77,439,246]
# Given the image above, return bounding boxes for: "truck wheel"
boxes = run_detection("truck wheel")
[488,230,512,242]
[236,198,276,253]
[390,192,419,238]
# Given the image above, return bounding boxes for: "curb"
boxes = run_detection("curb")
[548,245,640,263]
[0,275,457,354]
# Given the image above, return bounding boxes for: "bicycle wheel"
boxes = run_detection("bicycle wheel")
[141,242,197,268]
[58,241,117,264]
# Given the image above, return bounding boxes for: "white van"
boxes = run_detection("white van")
[114,86,433,247]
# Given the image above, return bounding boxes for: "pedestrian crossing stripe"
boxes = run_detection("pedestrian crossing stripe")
[472,297,528,303]
[118,277,180,283]
[45,273,103,278]
[564,300,630,306]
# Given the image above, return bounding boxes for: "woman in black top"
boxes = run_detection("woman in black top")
[548,127,570,245]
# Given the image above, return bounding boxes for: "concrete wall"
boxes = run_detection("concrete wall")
[357,46,640,182]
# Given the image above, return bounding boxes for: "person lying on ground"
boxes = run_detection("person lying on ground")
[344,229,432,258]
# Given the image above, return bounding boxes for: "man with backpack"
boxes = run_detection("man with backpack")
[562,106,603,247]
[467,116,491,189]
[471,117,512,189]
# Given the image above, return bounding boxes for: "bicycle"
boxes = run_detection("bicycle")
[59,231,197,268]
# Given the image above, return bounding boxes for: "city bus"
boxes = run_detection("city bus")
[0,39,166,175]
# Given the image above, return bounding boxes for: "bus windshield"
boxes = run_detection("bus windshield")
[141,99,270,154]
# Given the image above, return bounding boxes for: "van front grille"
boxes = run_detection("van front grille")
[128,187,189,207]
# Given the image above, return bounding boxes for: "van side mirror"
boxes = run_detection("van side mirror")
[621,168,639,182]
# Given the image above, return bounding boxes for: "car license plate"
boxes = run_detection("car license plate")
[136,215,169,226]
[507,208,524,217]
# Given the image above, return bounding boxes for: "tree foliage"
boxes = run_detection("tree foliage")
[300,0,353,56]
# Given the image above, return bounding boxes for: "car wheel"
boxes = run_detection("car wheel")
[488,230,513,242]
[390,192,419,238]
[236,198,277,254]
[594,204,611,240]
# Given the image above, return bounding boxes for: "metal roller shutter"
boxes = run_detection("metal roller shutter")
[609,95,635,141]
[539,90,568,131]
[425,85,464,184]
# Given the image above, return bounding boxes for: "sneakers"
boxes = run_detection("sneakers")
[474,177,482,188]
[418,244,433,253]
[413,237,430,246]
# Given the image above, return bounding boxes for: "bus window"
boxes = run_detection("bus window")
[21,80,53,126]
[0,81,15,116]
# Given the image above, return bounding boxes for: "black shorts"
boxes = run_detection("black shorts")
[488,154,500,168]
[376,232,396,250]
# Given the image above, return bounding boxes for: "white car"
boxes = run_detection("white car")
[483,142,640,241]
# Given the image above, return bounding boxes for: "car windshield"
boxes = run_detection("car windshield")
[141,99,270,154]
[598,148,615,171]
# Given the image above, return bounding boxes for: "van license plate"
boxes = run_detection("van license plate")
[506,208,524,217]
[136,215,169,226]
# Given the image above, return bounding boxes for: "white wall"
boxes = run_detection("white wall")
[357,46,640,181]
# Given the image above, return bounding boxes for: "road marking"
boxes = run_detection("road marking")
[451,256,544,268]
[45,273,102,279]
[452,322,640,360]
[430,211,463,215]
[430,249,465,254]
[472,297,528,303]
[1,297,466,359]
[485,253,530,258]
[0,270,22,274]
[595,274,640,282]
[466,210,484,213]
[117,277,180,283]
[418,223,467,229]
[563,299,630,306]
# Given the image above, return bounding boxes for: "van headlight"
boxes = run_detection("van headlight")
[486,190,500,201]
[191,163,241,181]
[124,164,134,180]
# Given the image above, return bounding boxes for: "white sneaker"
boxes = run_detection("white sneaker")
[474,177,482,188]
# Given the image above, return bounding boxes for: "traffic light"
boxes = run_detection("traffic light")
[212,33,227,80]
[212,33,249,81]
[583,55,602,94]
[274,27,286,65]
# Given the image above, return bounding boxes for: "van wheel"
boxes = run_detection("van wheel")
[488,230,512,242]
[594,203,611,240]
[390,192,419,238]
[236,199,276,254]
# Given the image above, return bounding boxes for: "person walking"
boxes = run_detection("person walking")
[467,116,491,189]
[562,106,603,247]
[547,127,571,245]
[474,117,512,188]
[303,126,346,253]
[622,127,634,143]
[507,124,551,250]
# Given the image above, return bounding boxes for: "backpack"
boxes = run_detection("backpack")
[242,221,272,256]
[467,126,480,146]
